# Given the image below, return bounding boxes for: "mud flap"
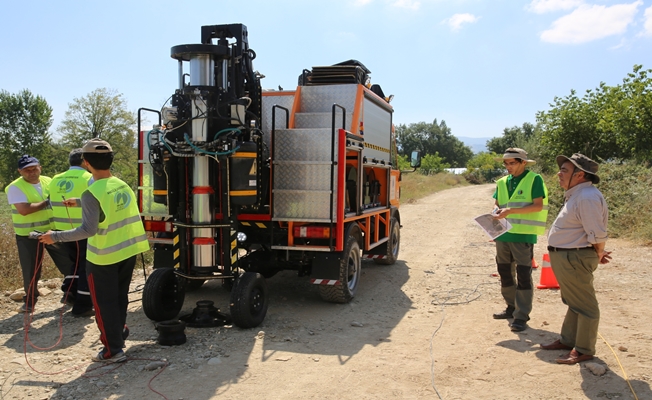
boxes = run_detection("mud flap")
[311,253,341,281]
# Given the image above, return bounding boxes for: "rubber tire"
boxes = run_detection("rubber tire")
[374,217,400,265]
[142,268,185,322]
[319,235,361,303]
[229,272,269,328]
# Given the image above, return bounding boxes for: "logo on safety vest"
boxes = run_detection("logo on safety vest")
[517,190,523,195]
[114,190,132,211]
[57,179,74,193]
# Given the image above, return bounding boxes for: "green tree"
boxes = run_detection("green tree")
[57,88,138,187]
[396,119,473,168]
[536,65,652,166]
[486,123,536,154]
[419,153,449,175]
[463,151,505,184]
[0,89,54,187]
[396,154,411,170]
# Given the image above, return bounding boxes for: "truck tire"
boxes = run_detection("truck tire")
[143,268,185,321]
[374,217,400,265]
[319,235,361,303]
[229,272,269,328]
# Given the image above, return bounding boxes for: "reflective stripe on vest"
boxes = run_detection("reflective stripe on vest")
[86,177,149,265]
[496,172,549,235]
[49,168,92,230]
[5,176,54,236]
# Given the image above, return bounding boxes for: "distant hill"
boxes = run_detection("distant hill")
[456,136,492,154]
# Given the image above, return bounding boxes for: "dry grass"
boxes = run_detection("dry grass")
[400,172,468,202]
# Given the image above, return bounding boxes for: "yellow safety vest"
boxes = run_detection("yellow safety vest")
[496,172,548,235]
[5,176,54,236]
[49,168,92,230]
[86,177,149,265]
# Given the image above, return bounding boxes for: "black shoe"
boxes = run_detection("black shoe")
[493,306,515,319]
[71,306,94,317]
[61,294,76,305]
[510,319,527,332]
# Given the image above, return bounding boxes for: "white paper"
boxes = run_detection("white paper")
[473,213,512,240]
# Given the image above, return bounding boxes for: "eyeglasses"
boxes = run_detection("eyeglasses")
[503,161,522,167]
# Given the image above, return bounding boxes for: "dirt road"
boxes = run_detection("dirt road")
[1,184,652,399]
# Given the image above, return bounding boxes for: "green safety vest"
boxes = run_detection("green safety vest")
[86,177,149,265]
[5,176,54,236]
[496,172,549,235]
[49,168,92,230]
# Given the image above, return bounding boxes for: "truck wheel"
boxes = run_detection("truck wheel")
[229,272,269,328]
[143,268,185,321]
[374,217,400,265]
[319,235,361,303]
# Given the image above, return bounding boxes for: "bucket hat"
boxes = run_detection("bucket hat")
[495,148,536,165]
[556,153,600,184]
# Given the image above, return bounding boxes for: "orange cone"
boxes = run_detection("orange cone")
[536,253,559,289]
[531,258,539,269]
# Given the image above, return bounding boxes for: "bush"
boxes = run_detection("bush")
[463,152,505,184]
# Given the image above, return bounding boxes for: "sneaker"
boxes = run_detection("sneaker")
[493,306,515,319]
[92,349,127,363]
[122,325,130,341]
[510,319,528,332]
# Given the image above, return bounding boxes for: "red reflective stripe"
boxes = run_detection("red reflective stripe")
[192,187,215,194]
[193,238,216,245]
[87,273,109,350]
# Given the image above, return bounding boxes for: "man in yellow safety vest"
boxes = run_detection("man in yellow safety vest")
[49,148,94,316]
[40,139,149,363]
[491,148,548,332]
[5,155,72,313]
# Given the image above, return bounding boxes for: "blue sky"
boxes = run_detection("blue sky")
[1,0,651,140]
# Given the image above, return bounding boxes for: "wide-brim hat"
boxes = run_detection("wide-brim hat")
[556,153,600,184]
[494,148,536,165]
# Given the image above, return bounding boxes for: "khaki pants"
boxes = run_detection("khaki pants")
[549,249,600,355]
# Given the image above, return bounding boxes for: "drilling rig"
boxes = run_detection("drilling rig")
[137,23,420,329]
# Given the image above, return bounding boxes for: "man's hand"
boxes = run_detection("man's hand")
[62,198,78,207]
[492,208,510,219]
[38,231,55,245]
[597,250,612,264]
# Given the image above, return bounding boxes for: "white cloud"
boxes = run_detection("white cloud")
[353,0,374,6]
[644,6,652,36]
[540,1,642,44]
[526,0,585,14]
[390,0,421,10]
[442,13,480,32]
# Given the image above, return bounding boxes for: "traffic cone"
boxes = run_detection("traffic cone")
[532,258,539,269]
[536,253,559,289]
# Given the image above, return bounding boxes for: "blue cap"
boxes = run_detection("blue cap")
[18,155,39,170]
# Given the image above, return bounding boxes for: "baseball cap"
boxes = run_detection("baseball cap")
[82,138,113,153]
[18,155,40,170]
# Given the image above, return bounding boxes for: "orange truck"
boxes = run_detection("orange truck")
[137,23,420,328]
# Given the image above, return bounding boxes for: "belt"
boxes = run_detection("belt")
[547,246,594,252]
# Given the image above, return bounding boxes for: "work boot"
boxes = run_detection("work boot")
[493,306,515,319]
